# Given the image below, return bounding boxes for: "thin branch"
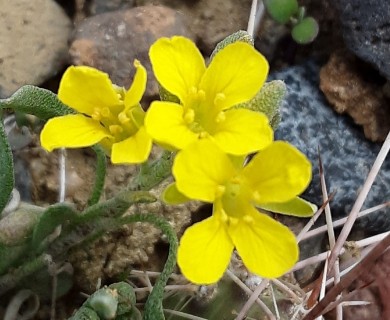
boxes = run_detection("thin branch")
[247,0,265,38]
[301,202,390,240]
[303,232,390,319]
[327,130,390,274]
[226,270,275,319]
[247,0,258,37]
[58,148,66,202]
[235,279,274,320]
[163,309,208,320]
[318,151,342,320]
[296,193,335,242]
[270,283,280,319]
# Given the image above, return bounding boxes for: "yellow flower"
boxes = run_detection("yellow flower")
[173,140,312,284]
[40,61,152,164]
[145,36,272,155]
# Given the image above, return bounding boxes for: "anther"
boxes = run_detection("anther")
[189,86,197,96]
[243,215,254,224]
[183,109,195,124]
[109,125,123,136]
[229,217,239,225]
[100,107,111,118]
[215,111,226,123]
[91,108,101,121]
[118,112,130,124]
[253,191,261,202]
[199,131,208,139]
[197,89,206,101]
[214,92,226,106]
[215,185,226,197]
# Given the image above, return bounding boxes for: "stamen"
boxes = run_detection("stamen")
[109,125,123,136]
[91,108,102,121]
[253,191,261,202]
[118,112,130,124]
[215,111,226,123]
[199,131,208,139]
[189,86,197,96]
[100,107,111,118]
[183,109,195,124]
[243,215,254,224]
[215,185,226,197]
[214,92,226,106]
[231,176,241,184]
[220,210,229,223]
[229,217,239,225]
[197,89,206,101]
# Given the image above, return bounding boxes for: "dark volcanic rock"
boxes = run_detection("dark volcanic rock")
[333,0,390,81]
[270,61,390,236]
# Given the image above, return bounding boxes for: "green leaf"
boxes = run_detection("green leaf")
[0,85,74,120]
[0,242,29,275]
[265,0,299,24]
[31,203,78,252]
[291,17,319,44]
[235,80,286,129]
[0,119,14,214]
[258,197,317,217]
[210,30,254,60]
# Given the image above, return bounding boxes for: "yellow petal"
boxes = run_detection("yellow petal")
[58,66,121,115]
[111,126,152,164]
[212,108,273,155]
[149,36,206,104]
[40,114,110,151]
[173,140,236,202]
[243,141,312,203]
[199,42,269,111]
[162,183,190,205]
[124,60,147,107]
[144,101,198,150]
[229,206,299,278]
[177,216,234,284]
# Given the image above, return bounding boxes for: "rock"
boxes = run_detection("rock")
[320,50,390,142]
[136,0,252,54]
[0,0,72,98]
[333,0,390,81]
[69,5,191,103]
[270,61,390,236]
[86,0,135,15]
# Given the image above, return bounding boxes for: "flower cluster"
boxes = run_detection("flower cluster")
[40,35,313,285]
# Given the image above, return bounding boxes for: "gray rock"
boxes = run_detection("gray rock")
[0,0,72,98]
[270,61,390,236]
[334,0,390,81]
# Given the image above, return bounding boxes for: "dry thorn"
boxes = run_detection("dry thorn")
[327,130,390,274]
[226,270,275,319]
[303,232,390,319]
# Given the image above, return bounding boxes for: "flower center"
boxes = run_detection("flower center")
[90,100,141,142]
[219,177,251,219]
[184,87,228,137]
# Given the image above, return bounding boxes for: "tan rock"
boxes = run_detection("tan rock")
[0,0,72,98]
[320,50,390,142]
[136,0,252,54]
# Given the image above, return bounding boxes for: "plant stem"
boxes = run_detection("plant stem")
[87,145,107,206]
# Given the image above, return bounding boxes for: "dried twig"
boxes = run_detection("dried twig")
[326,131,390,274]
[303,232,390,319]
